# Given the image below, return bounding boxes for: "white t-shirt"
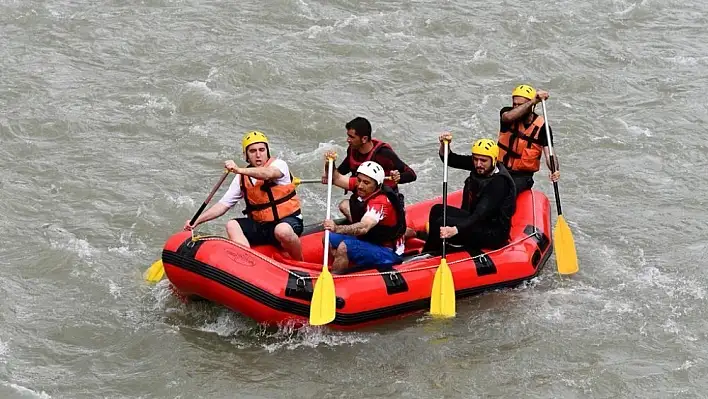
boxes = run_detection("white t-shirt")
[218,159,298,215]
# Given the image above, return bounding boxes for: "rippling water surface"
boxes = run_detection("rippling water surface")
[1,0,707,397]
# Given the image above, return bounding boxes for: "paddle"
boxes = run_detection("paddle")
[143,169,230,283]
[309,156,337,325]
[143,170,322,283]
[430,140,456,318]
[541,99,579,275]
[295,177,391,185]
[292,178,321,185]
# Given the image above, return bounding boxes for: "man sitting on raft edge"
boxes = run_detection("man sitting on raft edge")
[322,152,407,273]
[421,133,516,256]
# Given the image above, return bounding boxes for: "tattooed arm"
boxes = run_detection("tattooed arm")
[323,213,379,236]
[333,215,378,236]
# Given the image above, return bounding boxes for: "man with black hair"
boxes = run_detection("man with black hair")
[323,116,417,221]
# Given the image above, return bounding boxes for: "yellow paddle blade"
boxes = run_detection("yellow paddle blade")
[144,259,165,283]
[430,258,456,318]
[309,265,336,326]
[554,215,579,275]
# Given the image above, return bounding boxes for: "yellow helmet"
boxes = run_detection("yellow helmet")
[511,84,536,101]
[471,138,499,165]
[241,130,269,152]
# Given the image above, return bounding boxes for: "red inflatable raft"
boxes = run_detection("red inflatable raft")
[162,189,553,330]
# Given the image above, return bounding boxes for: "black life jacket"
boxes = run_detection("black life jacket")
[461,163,516,233]
[348,185,406,247]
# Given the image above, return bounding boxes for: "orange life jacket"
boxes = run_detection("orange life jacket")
[240,158,301,223]
[497,114,545,173]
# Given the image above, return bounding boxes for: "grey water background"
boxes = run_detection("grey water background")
[1,0,707,397]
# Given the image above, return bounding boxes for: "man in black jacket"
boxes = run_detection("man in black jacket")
[422,133,516,254]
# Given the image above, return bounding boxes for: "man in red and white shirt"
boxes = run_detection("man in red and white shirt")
[322,154,407,273]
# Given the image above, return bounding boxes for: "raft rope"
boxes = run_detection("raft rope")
[189,191,542,283]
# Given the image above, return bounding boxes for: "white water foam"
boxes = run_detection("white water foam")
[45,225,96,260]
[260,324,373,352]
[128,93,176,115]
[164,194,196,208]
[460,114,482,132]
[196,312,250,338]
[157,292,374,352]
[0,339,7,363]
[184,80,218,95]
[107,279,121,299]
[151,279,180,311]
[1,382,51,399]
[108,229,147,258]
[616,117,653,137]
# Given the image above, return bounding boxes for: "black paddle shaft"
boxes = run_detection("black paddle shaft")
[540,100,564,218]
[442,180,448,258]
[548,154,562,216]
[189,171,230,226]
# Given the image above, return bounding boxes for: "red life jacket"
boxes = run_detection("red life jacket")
[348,185,406,249]
[347,139,397,189]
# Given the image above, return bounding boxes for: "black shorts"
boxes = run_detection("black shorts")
[235,215,304,247]
[509,172,534,194]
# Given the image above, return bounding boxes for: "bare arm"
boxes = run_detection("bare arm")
[329,169,351,190]
[236,165,283,181]
[333,214,378,236]
[192,203,230,226]
[501,101,536,123]
[543,147,560,171]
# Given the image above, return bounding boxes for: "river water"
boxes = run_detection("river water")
[2,0,707,397]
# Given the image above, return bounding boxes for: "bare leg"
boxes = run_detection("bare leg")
[331,241,350,272]
[338,199,352,222]
[226,220,250,247]
[274,222,303,261]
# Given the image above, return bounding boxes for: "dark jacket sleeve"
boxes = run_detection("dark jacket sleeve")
[455,177,509,233]
[336,154,351,175]
[378,147,417,184]
[439,149,475,172]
